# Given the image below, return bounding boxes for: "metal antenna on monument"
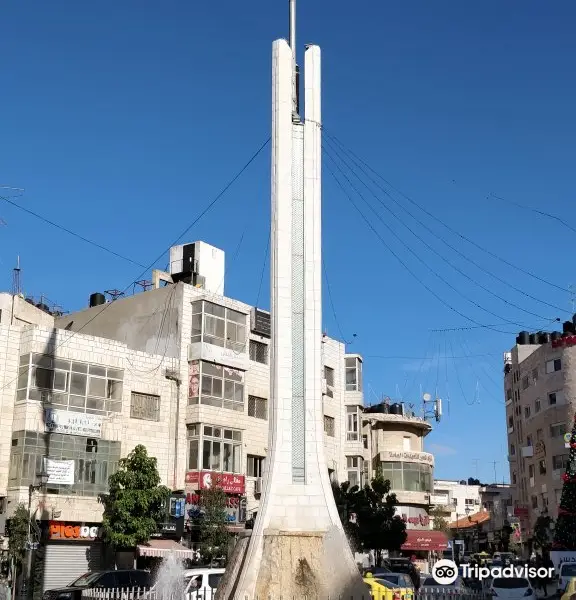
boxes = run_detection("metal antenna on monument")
[104,289,124,302]
[422,392,441,422]
[289,0,300,118]
[12,256,21,296]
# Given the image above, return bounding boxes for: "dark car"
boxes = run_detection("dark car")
[43,569,152,600]
[385,559,420,590]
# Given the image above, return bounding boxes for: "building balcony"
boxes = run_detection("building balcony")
[362,411,432,433]
[395,490,431,506]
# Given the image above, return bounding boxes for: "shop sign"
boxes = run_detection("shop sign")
[185,471,245,494]
[44,458,75,485]
[514,506,529,518]
[380,450,434,465]
[185,494,246,524]
[45,409,102,438]
[396,506,430,529]
[49,521,101,540]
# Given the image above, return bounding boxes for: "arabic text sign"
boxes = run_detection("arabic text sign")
[45,409,102,438]
[44,458,75,485]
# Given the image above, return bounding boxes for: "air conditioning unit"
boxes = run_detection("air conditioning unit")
[254,478,262,495]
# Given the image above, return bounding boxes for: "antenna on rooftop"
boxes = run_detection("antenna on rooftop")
[133,280,153,294]
[105,289,124,302]
[12,256,21,296]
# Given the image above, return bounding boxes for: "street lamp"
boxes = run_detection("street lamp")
[21,470,49,599]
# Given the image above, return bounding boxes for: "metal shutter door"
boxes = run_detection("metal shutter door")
[43,543,102,592]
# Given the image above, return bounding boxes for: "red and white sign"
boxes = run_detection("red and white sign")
[185,471,245,494]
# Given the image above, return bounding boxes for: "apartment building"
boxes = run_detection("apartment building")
[431,479,481,523]
[504,329,576,541]
[362,402,446,554]
[0,240,371,587]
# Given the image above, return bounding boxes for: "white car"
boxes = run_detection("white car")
[490,576,535,600]
[183,568,225,597]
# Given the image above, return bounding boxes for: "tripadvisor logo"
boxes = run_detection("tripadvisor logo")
[432,559,554,584]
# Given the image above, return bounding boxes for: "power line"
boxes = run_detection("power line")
[322,258,352,344]
[365,352,499,359]
[255,232,270,309]
[323,128,570,295]
[323,134,567,317]
[323,148,529,335]
[0,136,271,394]
[489,193,576,237]
[0,194,147,268]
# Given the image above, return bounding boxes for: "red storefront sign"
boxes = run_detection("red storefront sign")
[402,513,430,527]
[185,471,245,494]
[552,336,576,349]
[185,493,241,508]
[401,530,448,551]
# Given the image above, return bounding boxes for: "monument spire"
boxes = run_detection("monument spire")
[289,0,299,116]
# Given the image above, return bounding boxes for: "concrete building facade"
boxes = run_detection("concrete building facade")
[504,332,576,541]
[431,479,482,524]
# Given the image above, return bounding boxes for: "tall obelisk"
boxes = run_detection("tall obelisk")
[216,2,368,598]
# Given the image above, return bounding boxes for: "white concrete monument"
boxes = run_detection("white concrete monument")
[216,2,369,598]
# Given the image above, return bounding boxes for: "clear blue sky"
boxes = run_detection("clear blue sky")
[2,1,575,483]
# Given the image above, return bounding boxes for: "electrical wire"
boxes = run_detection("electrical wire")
[323,257,351,344]
[324,148,528,335]
[402,331,434,399]
[488,193,576,237]
[255,232,270,308]
[0,195,147,268]
[323,128,570,295]
[0,136,271,394]
[323,135,564,319]
[447,334,475,406]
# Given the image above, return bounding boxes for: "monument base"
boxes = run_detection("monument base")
[216,528,370,600]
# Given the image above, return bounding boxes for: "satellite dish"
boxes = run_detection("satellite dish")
[423,392,432,402]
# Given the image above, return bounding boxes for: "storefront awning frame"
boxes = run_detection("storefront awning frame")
[137,539,196,559]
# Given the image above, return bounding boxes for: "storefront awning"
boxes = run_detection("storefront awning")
[401,530,449,551]
[137,539,196,559]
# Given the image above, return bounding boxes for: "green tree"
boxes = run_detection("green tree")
[533,515,554,550]
[8,504,29,586]
[430,507,451,536]
[331,481,362,551]
[100,445,170,548]
[197,486,231,565]
[332,475,407,563]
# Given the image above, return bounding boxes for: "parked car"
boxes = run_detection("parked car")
[385,558,421,589]
[43,570,152,600]
[421,576,467,591]
[363,574,413,600]
[376,573,415,590]
[560,576,576,600]
[182,568,225,597]
[490,576,535,600]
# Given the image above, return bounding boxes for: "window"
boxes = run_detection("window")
[528,464,535,478]
[346,405,359,441]
[363,434,368,449]
[249,340,268,365]
[247,454,264,478]
[539,459,547,475]
[546,359,562,374]
[536,428,543,441]
[17,354,123,414]
[531,495,538,509]
[550,423,565,438]
[130,392,160,421]
[324,366,335,398]
[403,436,411,451]
[549,391,562,406]
[191,300,247,353]
[465,498,474,506]
[553,454,569,471]
[522,376,529,390]
[507,415,513,429]
[532,368,539,382]
[193,361,245,411]
[535,399,541,413]
[187,424,242,473]
[323,415,335,437]
[512,471,517,484]
[506,389,512,402]
[381,461,432,493]
[346,456,362,488]
[8,430,120,497]
[345,357,362,392]
[526,435,533,447]
[524,405,531,418]
[248,395,268,420]
[510,444,516,456]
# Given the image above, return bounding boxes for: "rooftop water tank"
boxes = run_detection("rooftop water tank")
[517,331,529,345]
[551,331,562,342]
[529,333,538,344]
[89,293,106,308]
[389,403,402,415]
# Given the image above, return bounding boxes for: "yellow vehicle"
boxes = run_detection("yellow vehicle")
[363,573,414,600]
[560,576,576,600]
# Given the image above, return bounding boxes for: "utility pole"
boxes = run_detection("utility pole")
[492,461,498,484]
